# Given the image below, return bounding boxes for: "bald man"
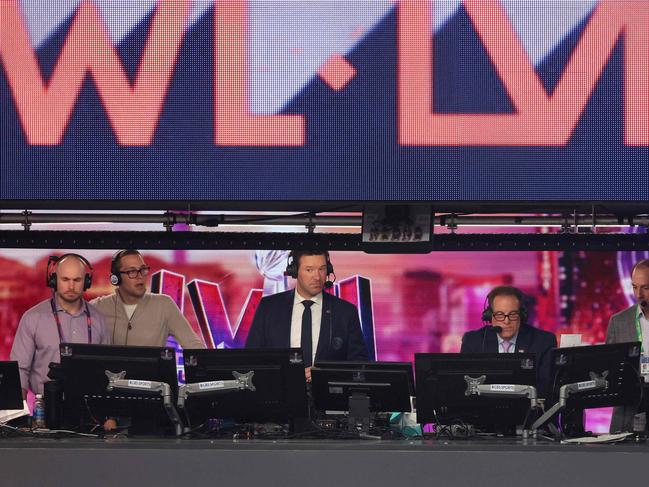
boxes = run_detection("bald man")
[10,254,110,398]
[606,259,649,432]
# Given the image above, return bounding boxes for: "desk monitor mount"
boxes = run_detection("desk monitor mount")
[531,371,609,434]
[177,371,256,434]
[347,391,372,434]
[463,375,540,438]
[105,370,184,437]
[177,371,256,409]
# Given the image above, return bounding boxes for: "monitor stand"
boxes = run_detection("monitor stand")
[348,392,371,434]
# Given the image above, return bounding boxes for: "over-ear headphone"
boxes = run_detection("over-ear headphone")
[481,286,528,324]
[46,253,93,291]
[110,249,141,286]
[285,250,335,288]
[110,250,125,286]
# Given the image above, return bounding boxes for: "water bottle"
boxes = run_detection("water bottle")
[633,412,647,443]
[33,394,46,429]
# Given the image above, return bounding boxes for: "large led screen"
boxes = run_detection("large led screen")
[1,0,648,203]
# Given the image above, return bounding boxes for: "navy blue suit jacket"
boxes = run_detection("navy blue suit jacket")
[245,289,369,363]
[460,324,557,398]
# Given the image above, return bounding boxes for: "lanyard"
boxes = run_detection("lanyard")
[635,304,645,354]
[50,298,92,344]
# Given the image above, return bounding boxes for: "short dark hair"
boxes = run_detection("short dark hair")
[487,285,524,309]
[291,250,330,269]
[111,249,142,275]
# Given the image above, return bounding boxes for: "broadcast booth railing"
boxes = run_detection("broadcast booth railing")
[310,361,414,435]
[531,342,642,438]
[415,353,540,438]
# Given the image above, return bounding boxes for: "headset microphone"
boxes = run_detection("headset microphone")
[324,272,336,290]
[285,251,336,291]
[641,300,648,310]
[46,253,94,291]
[491,325,503,334]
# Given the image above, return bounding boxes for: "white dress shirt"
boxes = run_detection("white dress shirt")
[497,333,518,353]
[290,291,323,365]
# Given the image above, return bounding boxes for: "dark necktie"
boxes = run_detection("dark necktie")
[301,300,315,367]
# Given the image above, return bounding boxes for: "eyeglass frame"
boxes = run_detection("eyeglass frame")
[491,311,521,322]
[118,266,151,279]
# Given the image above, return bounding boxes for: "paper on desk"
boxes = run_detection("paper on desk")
[0,400,29,424]
[561,433,633,444]
[559,334,582,348]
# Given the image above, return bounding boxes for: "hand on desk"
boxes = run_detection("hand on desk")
[103,418,118,432]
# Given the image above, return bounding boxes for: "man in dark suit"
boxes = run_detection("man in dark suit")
[606,259,649,432]
[460,286,557,398]
[246,250,369,381]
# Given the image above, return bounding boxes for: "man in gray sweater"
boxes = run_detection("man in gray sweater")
[91,249,204,349]
[606,259,649,432]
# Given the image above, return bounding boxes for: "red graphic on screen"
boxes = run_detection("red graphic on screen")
[0,0,305,146]
[398,0,649,146]
[186,279,262,348]
[5,0,648,147]
[0,0,189,145]
[318,54,357,91]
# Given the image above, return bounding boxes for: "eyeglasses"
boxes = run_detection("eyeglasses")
[492,311,521,322]
[119,266,150,279]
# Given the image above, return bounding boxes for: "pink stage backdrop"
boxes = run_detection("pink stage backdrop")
[0,248,634,432]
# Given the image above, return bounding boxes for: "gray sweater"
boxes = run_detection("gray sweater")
[91,292,205,349]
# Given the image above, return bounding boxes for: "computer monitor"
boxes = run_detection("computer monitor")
[58,343,177,434]
[415,353,537,430]
[311,361,414,413]
[182,348,308,427]
[0,361,23,410]
[549,342,642,411]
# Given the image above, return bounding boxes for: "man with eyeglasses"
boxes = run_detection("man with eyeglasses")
[91,249,204,349]
[460,285,557,398]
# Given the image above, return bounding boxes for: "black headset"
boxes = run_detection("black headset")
[285,250,334,278]
[285,250,335,289]
[481,286,528,324]
[46,253,93,291]
[110,249,141,286]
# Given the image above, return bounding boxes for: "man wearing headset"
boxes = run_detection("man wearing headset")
[10,254,109,398]
[460,285,557,397]
[245,250,369,382]
[606,259,649,432]
[91,249,204,349]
